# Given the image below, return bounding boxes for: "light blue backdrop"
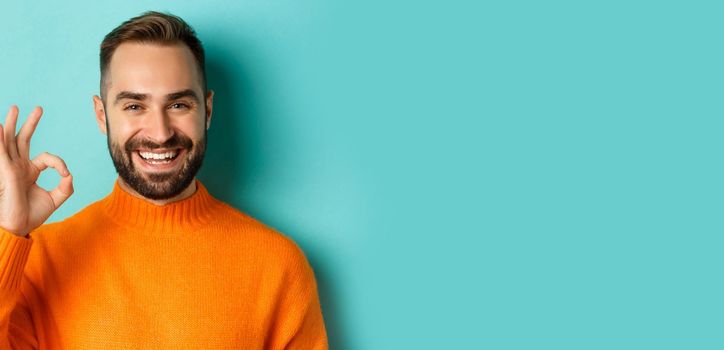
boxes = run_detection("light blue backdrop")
[0,1,721,349]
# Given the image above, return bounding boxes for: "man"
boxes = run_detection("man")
[0,11,328,349]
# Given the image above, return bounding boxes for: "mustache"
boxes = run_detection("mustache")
[124,133,193,152]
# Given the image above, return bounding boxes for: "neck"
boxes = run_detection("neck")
[102,177,221,233]
[116,177,198,206]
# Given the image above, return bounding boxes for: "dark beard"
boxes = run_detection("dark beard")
[107,129,206,201]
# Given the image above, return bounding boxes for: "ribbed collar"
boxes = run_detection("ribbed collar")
[100,178,221,233]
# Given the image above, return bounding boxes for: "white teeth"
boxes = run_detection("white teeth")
[139,150,178,160]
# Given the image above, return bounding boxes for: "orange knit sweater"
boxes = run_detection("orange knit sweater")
[0,179,328,349]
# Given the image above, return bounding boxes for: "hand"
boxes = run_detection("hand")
[0,105,73,237]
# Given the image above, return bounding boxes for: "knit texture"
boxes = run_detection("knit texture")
[0,179,328,349]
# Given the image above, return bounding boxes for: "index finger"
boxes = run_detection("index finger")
[16,106,42,160]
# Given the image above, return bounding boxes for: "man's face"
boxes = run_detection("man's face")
[93,42,213,200]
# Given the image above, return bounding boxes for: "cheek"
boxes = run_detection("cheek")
[107,126,136,149]
[174,119,206,140]
[108,116,141,137]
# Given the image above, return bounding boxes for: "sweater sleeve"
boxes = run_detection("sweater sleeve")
[268,242,329,350]
[0,229,37,350]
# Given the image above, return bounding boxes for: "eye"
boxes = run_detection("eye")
[170,102,190,109]
[123,104,142,111]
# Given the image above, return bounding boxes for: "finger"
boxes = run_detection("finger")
[49,173,73,209]
[0,124,9,163]
[31,152,73,209]
[31,152,70,177]
[16,106,42,160]
[4,105,19,159]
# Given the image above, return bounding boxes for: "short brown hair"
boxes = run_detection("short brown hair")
[99,11,207,102]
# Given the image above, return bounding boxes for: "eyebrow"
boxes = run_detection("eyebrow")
[113,89,200,106]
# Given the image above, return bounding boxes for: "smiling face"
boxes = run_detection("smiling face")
[93,42,214,201]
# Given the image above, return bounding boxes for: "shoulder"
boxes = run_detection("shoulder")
[210,200,311,271]
[22,198,108,279]
[32,198,107,238]
[27,198,107,254]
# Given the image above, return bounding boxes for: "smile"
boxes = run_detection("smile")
[135,149,184,166]
[139,150,178,162]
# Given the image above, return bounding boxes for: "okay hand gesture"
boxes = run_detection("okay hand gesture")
[0,106,73,237]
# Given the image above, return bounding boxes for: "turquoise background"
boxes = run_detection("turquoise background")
[0,0,721,349]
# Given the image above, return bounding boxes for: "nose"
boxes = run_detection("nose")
[144,108,174,144]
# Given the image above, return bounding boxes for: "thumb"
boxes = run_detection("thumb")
[49,173,73,209]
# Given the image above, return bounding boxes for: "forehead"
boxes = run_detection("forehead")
[107,42,202,97]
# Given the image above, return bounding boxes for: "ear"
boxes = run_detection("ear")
[205,90,214,130]
[92,95,107,135]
